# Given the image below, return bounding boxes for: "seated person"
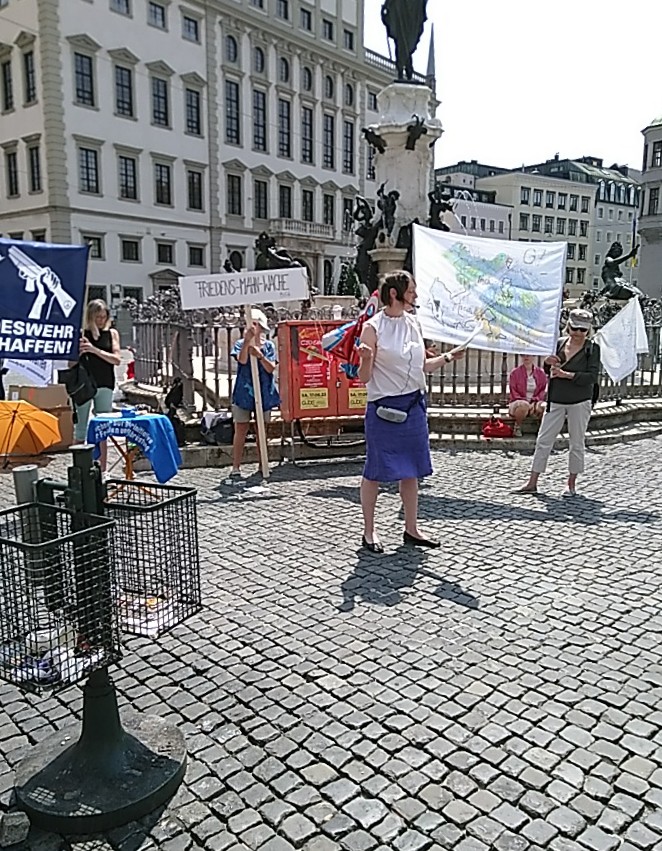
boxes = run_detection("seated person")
[509,355,548,435]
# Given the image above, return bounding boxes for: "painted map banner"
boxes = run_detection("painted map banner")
[413,225,567,355]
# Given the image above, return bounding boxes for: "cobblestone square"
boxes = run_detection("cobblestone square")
[0,439,660,851]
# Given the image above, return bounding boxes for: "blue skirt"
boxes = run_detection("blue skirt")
[363,391,433,483]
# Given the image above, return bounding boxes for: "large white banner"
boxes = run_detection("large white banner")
[413,225,567,355]
[178,267,309,310]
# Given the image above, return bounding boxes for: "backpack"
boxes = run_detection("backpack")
[482,417,514,439]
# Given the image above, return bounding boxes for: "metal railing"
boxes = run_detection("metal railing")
[131,318,662,413]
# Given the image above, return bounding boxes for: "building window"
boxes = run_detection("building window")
[225,80,240,144]
[188,245,205,266]
[118,155,137,199]
[544,216,553,234]
[520,186,530,205]
[154,162,172,205]
[121,239,140,262]
[579,221,588,238]
[566,267,574,284]
[569,194,578,211]
[567,243,575,260]
[577,269,585,285]
[368,91,378,111]
[185,88,201,135]
[579,244,587,261]
[324,259,333,293]
[649,187,660,216]
[322,19,334,40]
[84,235,104,259]
[592,253,600,266]
[342,120,354,174]
[182,15,200,42]
[301,106,313,164]
[556,218,565,235]
[227,174,242,215]
[489,220,495,232]
[279,184,292,218]
[74,53,95,106]
[28,145,41,192]
[470,217,476,230]
[323,193,335,227]
[279,58,290,84]
[114,66,134,117]
[342,197,353,231]
[111,0,130,13]
[343,29,355,50]
[480,218,486,231]
[581,196,590,214]
[79,148,99,194]
[324,75,334,99]
[5,150,19,197]
[531,214,541,232]
[276,0,289,20]
[568,219,578,236]
[1,61,12,111]
[545,191,555,208]
[300,8,312,30]
[250,0,264,7]
[278,98,291,158]
[652,141,662,169]
[597,206,604,219]
[254,179,268,220]
[253,90,266,151]
[148,2,167,29]
[151,77,169,126]
[226,35,238,63]
[187,169,203,210]
[302,189,313,222]
[23,51,36,104]
[344,83,354,107]
[367,146,375,181]
[156,242,174,264]
[532,189,542,207]
[323,114,335,169]
[302,66,313,92]
[254,47,265,73]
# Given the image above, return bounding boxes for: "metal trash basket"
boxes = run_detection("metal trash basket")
[0,504,121,694]
[104,481,201,637]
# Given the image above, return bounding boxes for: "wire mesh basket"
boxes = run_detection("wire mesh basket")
[0,503,121,694]
[104,481,201,637]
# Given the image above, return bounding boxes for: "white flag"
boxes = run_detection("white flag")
[595,299,649,383]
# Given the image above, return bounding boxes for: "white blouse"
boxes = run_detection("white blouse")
[364,310,427,402]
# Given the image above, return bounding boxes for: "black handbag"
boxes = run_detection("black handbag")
[57,359,97,406]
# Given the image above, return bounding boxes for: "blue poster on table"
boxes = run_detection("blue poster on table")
[0,238,89,361]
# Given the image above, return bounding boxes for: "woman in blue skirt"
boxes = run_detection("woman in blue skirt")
[357,270,463,553]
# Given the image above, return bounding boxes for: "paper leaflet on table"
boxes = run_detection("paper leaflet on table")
[321,290,380,379]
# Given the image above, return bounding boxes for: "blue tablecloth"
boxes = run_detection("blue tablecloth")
[87,414,182,484]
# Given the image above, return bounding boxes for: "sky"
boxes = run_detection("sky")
[364,0,661,172]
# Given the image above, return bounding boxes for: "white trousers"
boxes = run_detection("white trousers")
[531,400,593,475]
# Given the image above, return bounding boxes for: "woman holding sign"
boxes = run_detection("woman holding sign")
[357,270,463,553]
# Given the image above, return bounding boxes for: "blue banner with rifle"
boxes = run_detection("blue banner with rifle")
[0,238,88,361]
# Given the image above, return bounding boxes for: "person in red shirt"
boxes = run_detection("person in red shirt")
[508,355,548,436]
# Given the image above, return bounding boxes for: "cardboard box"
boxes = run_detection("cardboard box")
[8,384,69,409]
[43,406,74,452]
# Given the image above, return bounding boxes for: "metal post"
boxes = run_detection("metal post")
[12,464,39,505]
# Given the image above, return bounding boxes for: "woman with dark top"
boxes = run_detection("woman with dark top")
[74,299,121,471]
[357,270,463,552]
[517,308,599,496]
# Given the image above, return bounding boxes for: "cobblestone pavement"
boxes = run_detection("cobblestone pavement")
[0,439,661,851]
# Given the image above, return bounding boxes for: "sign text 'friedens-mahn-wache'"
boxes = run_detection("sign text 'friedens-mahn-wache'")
[178,267,309,310]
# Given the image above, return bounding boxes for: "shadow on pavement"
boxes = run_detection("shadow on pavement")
[338,545,479,612]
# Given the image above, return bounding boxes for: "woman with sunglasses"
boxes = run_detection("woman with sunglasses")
[517,308,599,496]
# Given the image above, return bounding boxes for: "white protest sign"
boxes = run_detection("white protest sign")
[178,267,309,310]
[4,358,53,386]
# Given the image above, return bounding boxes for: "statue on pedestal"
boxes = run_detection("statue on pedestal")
[599,241,642,300]
[353,197,380,288]
[405,115,428,151]
[428,187,453,232]
[362,127,387,154]
[377,182,400,237]
[254,231,302,271]
[381,0,428,82]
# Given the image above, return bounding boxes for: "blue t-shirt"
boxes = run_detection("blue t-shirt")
[231,338,281,412]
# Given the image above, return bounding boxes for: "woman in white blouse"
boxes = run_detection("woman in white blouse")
[357,270,462,553]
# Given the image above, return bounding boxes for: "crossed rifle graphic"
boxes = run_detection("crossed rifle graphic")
[1,246,76,321]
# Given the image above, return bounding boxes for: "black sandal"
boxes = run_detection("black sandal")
[362,536,384,554]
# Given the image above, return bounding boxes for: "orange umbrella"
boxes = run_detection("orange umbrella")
[0,400,61,462]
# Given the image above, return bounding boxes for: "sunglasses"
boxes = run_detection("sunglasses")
[568,324,588,332]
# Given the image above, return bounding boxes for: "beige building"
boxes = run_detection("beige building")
[639,116,662,298]
[0,0,409,305]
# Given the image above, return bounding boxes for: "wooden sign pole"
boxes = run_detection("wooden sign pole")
[243,304,270,480]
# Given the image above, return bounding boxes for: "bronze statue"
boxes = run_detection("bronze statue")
[353,198,380,288]
[254,231,302,271]
[362,127,387,154]
[381,0,428,82]
[223,257,238,273]
[428,187,453,231]
[377,182,399,237]
[405,115,428,151]
[599,241,642,299]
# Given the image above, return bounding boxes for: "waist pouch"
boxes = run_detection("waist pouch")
[374,391,422,424]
